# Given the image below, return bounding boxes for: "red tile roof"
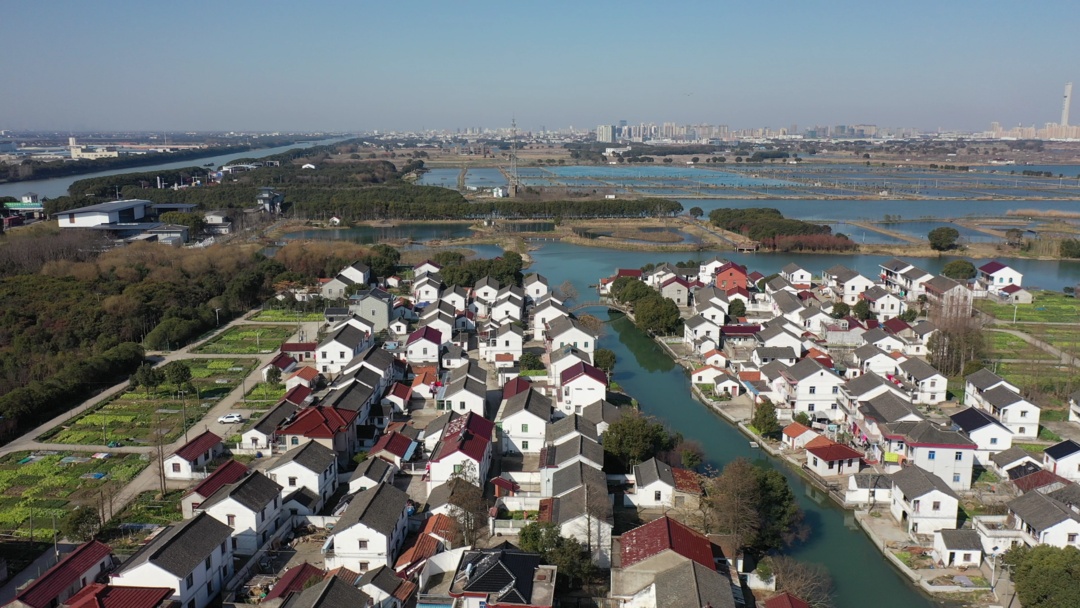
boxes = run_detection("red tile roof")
[16,541,113,608]
[407,326,442,346]
[325,567,360,585]
[371,431,415,458]
[716,261,747,275]
[615,269,643,278]
[282,385,312,405]
[64,584,172,608]
[721,324,760,336]
[806,441,863,462]
[782,422,812,439]
[502,377,532,400]
[881,318,911,335]
[979,260,1008,274]
[268,353,296,370]
[422,513,455,540]
[620,516,715,570]
[281,342,317,353]
[280,406,357,439]
[495,353,515,362]
[187,459,248,499]
[1013,470,1068,493]
[738,371,761,382]
[394,533,440,571]
[803,436,832,449]
[389,382,412,401]
[432,412,494,463]
[672,468,702,495]
[559,362,606,386]
[291,367,321,381]
[765,592,811,608]
[661,276,689,289]
[1001,284,1024,294]
[264,563,325,600]
[172,430,222,462]
[391,580,418,603]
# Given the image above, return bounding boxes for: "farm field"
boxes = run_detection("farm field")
[976,291,1080,323]
[195,325,295,354]
[98,490,184,550]
[243,382,287,409]
[984,330,1054,360]
[0,451,148,538]
[250,310,325,323]
[39,359,257,446]
[1012,324,1080,353]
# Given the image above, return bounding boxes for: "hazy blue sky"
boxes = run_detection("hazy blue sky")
[6,1,1079,132]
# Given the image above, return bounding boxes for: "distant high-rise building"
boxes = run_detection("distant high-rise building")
[1063,82,1073,127]
[596,124,616,143]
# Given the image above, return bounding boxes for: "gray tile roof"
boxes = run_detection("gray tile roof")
[981,385,1026,409]
[117,513,232,577]
[349,457,393,485]
[552,436,604,467]
[254,400,301,435]
[938,529,983,552]
[965,368,1007,391]
[551,462,607,498]
[551,482,613,526]
[357,565,403,595]
[854,344,888,361]
[786,357,834,382]
[335,483,409,537]
[890,465,959,500]
[754,346,796,360]
[990,446,1037,468]
[887,420,976,447]
[844,371,896,396]
[851,473,892,490]
[898,357,942,381]
[634,457,675,488]
[200,471,282,512]
[426,477,480,511]
[501,388,553,421]
[448,361,488,385]
[545,415,599,444]
[1008,491,1080,532]
[859,392,923,424]
[275,441,335,474]
[771,290,804,315]
[281,576,371,608]
[581,400,623,427]
[651,560,735,608]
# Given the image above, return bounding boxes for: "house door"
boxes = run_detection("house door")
[948,551,955,566]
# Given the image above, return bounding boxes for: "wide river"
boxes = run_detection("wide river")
[0,138,346,200]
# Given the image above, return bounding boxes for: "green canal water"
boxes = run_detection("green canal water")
[596,312,936,608]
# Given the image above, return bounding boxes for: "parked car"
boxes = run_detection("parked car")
[218,413,244,423]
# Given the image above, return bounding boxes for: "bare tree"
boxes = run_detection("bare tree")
[704,459,760,548]
[576,314,605,337]
[772,556,835,608]
[556,280,579,303]
[446,463,489,546]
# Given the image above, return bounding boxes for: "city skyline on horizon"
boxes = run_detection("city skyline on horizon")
[5,1,1080,133]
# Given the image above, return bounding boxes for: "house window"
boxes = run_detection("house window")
[185,574,194,589]
[828,461,835,470]
[291,437,299,445]
[522,441,529,450]
[321,351,327,359]
[458,402,466,411]
[932,501,941,511]
[812,457,819,466]
[339,351,345,359]
[928,450,936,460]
[226,514,236,526]
[206,556,212,571]
[1019,427,1026,435]
[1020,411,1028,418]
[583,342,589,349]
[288,477,297,487]
[654,490,662,501]
[206,580,213,595]
[172,463,181,473]
[521,424,529,433]
[1069,534,1078,543]
[954,452,963,461]
[221,541,227,555]
[358,540,369,549]
[953,474,961,483]
[809,386,816,394]
[453,464,463,474]
[832,386,839,394]
[808,404,815,412]
[990,437,998,445]
[359,562,369,572]
[322,366,328,373]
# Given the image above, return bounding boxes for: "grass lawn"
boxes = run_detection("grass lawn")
[995,362,1077,400]
[976,291,1080,323]
[39,359,256,446]
[0,452,149,538]
[250,310,325,323]
[195,325,295,354]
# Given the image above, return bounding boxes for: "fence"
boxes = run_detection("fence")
[225,517,296,593]
[491,520,529,533]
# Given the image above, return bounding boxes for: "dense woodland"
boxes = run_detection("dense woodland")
[709,207,856,251]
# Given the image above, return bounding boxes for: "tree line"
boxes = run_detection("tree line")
[709,207,856,251]
[608,275,683,334]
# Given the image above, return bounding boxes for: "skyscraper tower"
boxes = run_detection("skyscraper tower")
[1062,82,1073,126]
[509,118,519,195]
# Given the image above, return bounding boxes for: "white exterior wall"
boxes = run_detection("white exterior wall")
[440,390,485,417]
[326,515,408,572]
[318,339,363,376]
[560,377,606,414]
[632,480,675,508]
[561,515,612,568]
[550,328,597,355]
[533,309,568,338]
[791,371,845,421]
[202,496,280,555]
[111,545,232,608]
[406,340,440,364]
[909,447,974,491]
[1000,403,1040,439]
[966,425,1013,465]
[1046,452,1080,482]
[500,411,547,455]
[890,488,958,537]
[269,460,336,512]
[806,454,860,477]
[841,277,876,305]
